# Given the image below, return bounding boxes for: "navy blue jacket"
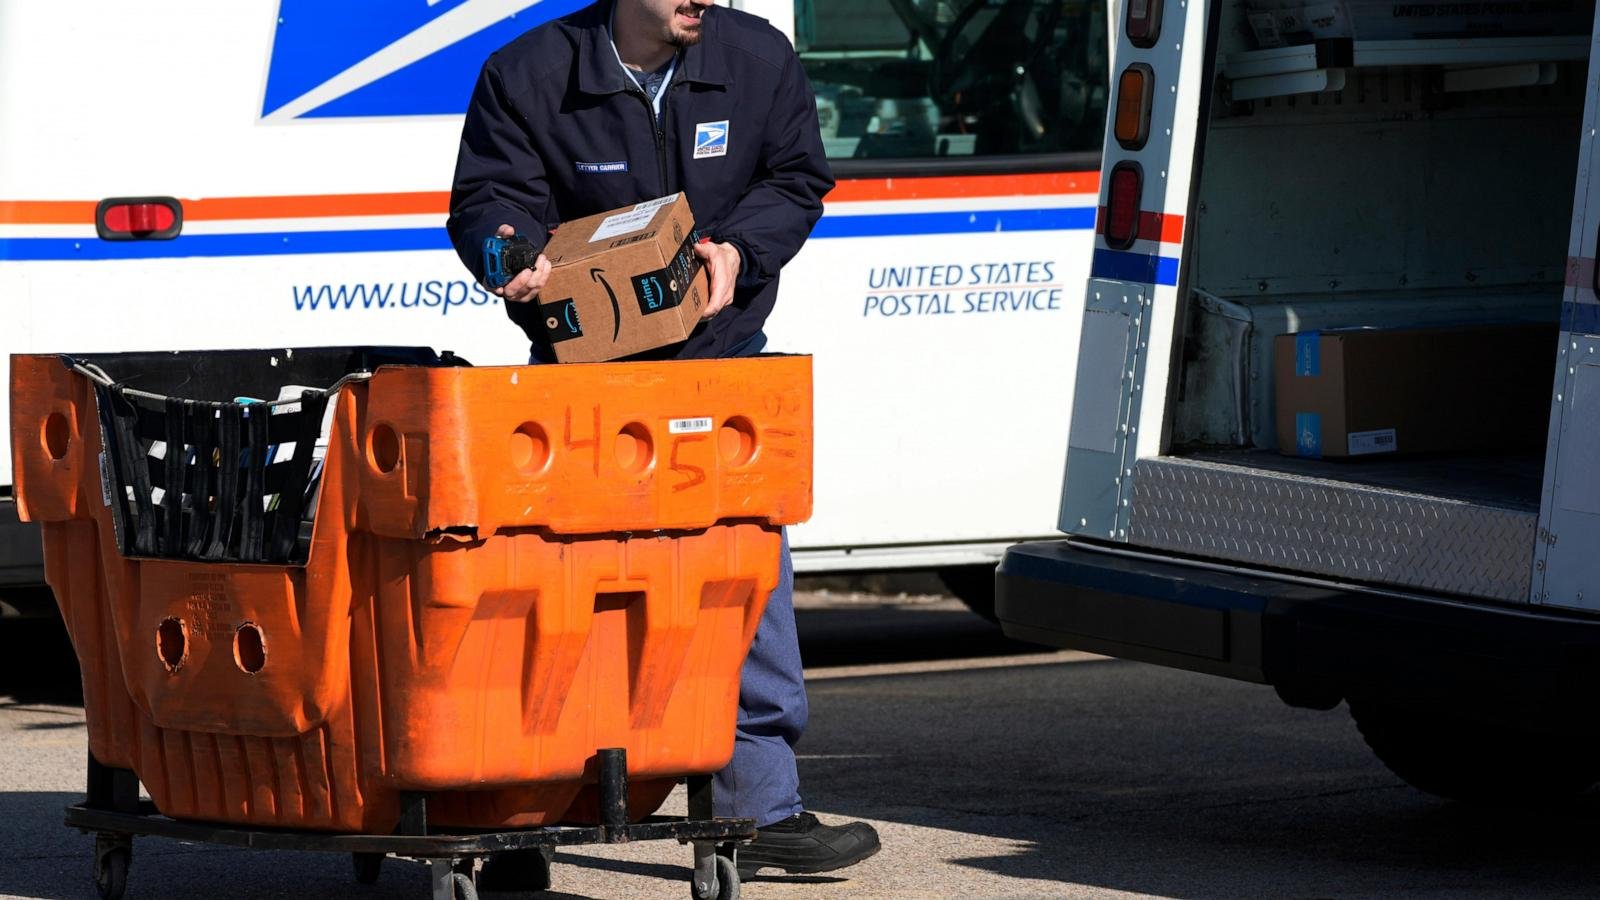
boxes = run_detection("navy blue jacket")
[446,1,834,360]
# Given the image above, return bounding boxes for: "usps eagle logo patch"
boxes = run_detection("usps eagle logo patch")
[694,120,729,159]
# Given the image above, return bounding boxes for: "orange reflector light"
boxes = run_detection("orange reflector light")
[1115,64,1154,150]
[1105,163,1142,250]
[1126,0,1164,48]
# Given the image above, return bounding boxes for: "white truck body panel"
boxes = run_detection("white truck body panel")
[0,0,1104,573]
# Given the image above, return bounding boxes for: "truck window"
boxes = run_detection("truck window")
[794,0,1108,162]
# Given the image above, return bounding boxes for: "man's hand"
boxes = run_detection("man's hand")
[694,239,741,319]
[490,224,551,304]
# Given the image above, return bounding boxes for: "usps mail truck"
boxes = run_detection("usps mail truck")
[0,0,1110,617]
[998,0,1600,800]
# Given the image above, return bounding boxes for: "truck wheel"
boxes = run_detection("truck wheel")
[1349,699,1600,804]
[937,566,999,624]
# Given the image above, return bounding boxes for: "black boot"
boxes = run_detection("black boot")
[737,811,880,879]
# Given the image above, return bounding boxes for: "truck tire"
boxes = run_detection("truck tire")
[937,566,999,624]
[1349,699,1600,805]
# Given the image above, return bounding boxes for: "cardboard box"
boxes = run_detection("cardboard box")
[1274,324,1555,458]
[536,194,708,363]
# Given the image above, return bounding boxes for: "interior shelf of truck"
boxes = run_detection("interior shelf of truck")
[1222,35,1590,101]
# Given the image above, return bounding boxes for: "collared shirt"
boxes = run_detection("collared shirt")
[634,57,676,107]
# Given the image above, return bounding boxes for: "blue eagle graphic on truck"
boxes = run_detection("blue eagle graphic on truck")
[262,0,589,120]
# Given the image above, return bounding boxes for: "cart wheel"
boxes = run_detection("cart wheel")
[93,834,131,900]
[450,871,479,900]
[690,854,740,900]
[478,847,553,892]
[351,852,384,885]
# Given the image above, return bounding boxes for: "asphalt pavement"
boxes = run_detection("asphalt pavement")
[4,586,1600,898]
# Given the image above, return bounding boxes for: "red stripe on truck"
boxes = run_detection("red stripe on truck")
[1095,208,1186,245]
[0,171,1102,227]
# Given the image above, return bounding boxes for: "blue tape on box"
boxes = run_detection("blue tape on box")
[1295,412,1323,458]
[1295,332,1321,376]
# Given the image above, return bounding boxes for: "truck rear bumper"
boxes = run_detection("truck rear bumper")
[998,540,1600,712]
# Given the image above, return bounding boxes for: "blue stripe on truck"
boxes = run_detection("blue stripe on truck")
[1563,301,1600,335]
[1090,249,1180,286]
[0,229,450,261]
[0,207,1097,262]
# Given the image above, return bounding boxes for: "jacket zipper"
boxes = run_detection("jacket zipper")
[628,89,671,197]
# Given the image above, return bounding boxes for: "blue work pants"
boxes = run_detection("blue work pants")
[715,530,806,825]
[714,332,806,825]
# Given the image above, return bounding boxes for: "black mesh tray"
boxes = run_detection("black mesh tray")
[66,347,465,565]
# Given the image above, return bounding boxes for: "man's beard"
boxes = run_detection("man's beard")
[666,4,704,47]
[667,24,703,47]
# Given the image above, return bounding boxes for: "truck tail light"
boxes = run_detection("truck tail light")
[1105,163,1143,250]
[1115,65,1155,150]
[1126,0,1164,48]
[96,197,183,241]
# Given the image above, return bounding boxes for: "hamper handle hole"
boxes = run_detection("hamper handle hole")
[234,623,267,674]
[156,617,187,673]
[43,413,71,461]
[511,422,551,475]
[718,416,758,467]
[614,423,654,475]
[369,424,401,474]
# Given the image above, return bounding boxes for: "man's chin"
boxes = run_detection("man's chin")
[669,26,704,47]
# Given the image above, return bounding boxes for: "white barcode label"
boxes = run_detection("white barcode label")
[669,417,713,435]
[590,207,655,242]
[1347,428,1398,456]
[632,193,680,214]
[589,194,680,243]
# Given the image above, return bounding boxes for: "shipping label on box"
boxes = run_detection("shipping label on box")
[536,194,708,363]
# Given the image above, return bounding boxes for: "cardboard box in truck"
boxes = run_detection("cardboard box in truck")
[1274,323,1556,458]
[536,194,708,363]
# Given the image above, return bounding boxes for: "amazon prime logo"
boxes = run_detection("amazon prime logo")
[541,297,582,343]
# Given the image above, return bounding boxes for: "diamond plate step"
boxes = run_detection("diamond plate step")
[1128,457,1536,602]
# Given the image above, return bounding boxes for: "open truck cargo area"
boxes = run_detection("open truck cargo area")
[999,0,1600,801]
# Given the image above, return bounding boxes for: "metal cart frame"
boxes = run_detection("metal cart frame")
[69,748,751,900]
